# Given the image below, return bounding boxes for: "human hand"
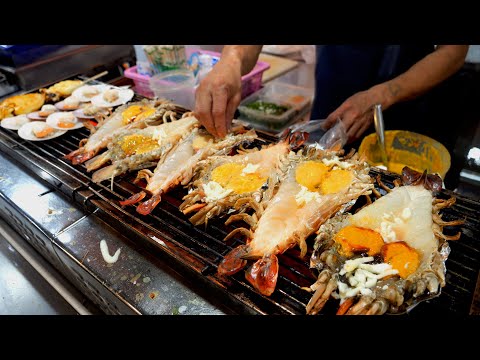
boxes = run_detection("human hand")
[194,61,242,138]
[323,86,387,143]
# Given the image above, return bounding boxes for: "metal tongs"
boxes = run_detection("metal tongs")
[373,104,388,167]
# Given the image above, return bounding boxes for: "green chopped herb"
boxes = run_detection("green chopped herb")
[245,100,290,116]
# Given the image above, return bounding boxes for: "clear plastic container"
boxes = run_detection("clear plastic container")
[237,82,313,133]
[148,69,196,109]
[125,49,269,100]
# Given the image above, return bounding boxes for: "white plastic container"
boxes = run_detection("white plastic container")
[148,69,196,109]
[237,82,313,133]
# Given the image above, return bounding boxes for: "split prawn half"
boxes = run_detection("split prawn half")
[87,115,200,183]
[64,99,178,165]
[119,126,258,215]
[218,147,373,296]
[178,130,308,227]
[306,167,464,315]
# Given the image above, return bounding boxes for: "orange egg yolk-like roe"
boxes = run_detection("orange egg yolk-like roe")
[333,221,421,279]
[57,121,75,129]
[334,225,385,257]
[120,135,159,156]
[381,241,420,279]
[211,163,268,194]
[295,161,328,191]
[121,105,155,125]
[295,161,354,194]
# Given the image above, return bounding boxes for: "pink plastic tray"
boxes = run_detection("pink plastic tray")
[124,49,270,100]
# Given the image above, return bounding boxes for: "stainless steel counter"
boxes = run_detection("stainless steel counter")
[0,219,78,315]
[0,152,227,315]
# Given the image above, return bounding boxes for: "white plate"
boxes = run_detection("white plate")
[91,88,134,108]
[1,115,31,130]
[18,121,67,141]
[27,111,49,121]
[73,107,109,119]
[46,112,84,130]
[72,84,110,102]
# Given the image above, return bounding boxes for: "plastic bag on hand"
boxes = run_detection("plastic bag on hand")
[288,118,347,151]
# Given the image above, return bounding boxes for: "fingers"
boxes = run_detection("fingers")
[194,73,240,138]
[211,86,229,138]
[194,87,216,137]
[346,115,374,143]
[347,123,361,143]
[354,120,373,141]
[323,111,341,130]
[225,92,242,134]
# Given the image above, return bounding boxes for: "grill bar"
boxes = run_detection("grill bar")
[0,90,478,315]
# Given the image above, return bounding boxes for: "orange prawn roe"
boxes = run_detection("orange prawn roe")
[120,134,159,156]
[334,225,385,257]
[295,161,329,192]
[121,105,155,125]
[381,241,420,279]
[211,163,267,194]
[319,169,353,194]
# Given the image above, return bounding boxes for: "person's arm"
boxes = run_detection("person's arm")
[195,45,263,138]
[324,45,469,143]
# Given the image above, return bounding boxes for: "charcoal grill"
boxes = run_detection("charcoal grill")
[0,89,479,315]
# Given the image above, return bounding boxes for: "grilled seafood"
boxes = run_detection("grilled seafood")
[306,167,463,315]
[179,131,307,227]
[218,148,373,296]
[120,127,258,215]
[64,99,178,165]
[38,104,58,117]
[33,125,56,138]
[88,116,200,183]
[103,89,120,103]
[40,80,83,103]
[0,93,45,120]
[59,96,81,110]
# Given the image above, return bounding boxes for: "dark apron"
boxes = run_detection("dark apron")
[310,45,438,140]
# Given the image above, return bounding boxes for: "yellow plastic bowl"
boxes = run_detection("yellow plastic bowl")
[359,130,451,179]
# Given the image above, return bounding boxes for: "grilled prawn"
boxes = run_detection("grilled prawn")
[218,148,373,296]
[88,116,200,183]
[64,99,178,165]
[306,167,464,315]
[119,127,258,215]
[179,131,307,227]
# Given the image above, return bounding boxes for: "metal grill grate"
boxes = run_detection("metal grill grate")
[0,105,478,315]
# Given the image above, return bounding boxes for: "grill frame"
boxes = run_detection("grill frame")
[0,87,479,315]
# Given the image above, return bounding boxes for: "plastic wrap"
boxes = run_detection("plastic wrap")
[289,118,347,151]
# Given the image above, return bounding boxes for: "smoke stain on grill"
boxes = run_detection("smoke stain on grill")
[130,273,142,284]
[172,306,180,315]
